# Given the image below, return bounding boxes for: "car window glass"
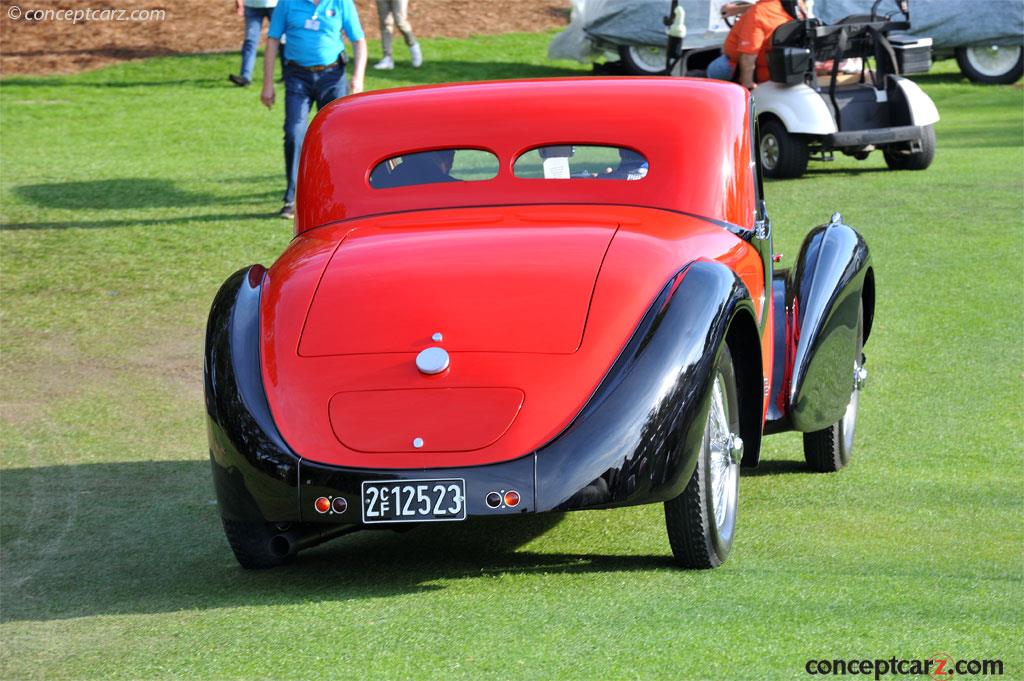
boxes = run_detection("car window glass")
[513,145,648,180]
[369,149,499,189]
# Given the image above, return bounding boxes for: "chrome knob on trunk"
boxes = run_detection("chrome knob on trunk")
[416,346,450,375]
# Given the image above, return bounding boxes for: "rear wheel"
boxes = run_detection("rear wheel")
[617,44,669,75]
[222,518,294,569]
[955,45,1023,85]
[883,125,935,171]
[803,300,865,472]
[665,343,742,568]
[759,118,809,179]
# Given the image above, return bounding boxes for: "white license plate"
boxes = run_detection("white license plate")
[361,478,466,523]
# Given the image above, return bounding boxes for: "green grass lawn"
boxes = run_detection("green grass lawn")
[1,32,1022,680]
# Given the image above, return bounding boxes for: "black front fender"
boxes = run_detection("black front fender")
[767,220,873,433]
[535,260,758,512]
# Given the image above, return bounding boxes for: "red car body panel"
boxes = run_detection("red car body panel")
[256,77,771,470]
[298,222,616,356]
[329,387,525,453]
[294,78,756,232]
[260,208,771,469]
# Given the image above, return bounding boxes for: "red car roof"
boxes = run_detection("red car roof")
[295,77,755,232]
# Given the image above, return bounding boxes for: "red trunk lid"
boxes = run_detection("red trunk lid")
[298,223,616,357]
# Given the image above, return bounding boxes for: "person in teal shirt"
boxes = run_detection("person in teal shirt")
[261,0,367,219]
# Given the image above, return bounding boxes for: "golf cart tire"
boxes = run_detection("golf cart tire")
[955,46,1023,85]
[759,118,809,179]
[617,45,669,75]
[884,125,935,171]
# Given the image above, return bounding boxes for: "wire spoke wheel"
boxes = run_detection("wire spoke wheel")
[707,377,738,531]
[664,342,742,569]
[803,299,866,472]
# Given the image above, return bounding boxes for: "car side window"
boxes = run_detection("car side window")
[369,149,499,189]
[513,145,649,180]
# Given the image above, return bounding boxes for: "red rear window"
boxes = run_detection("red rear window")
[369,148,498,189]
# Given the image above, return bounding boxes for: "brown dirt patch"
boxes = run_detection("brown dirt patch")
[0,0,571,76]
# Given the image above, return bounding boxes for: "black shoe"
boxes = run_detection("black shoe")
[279,203,295,219]
[228,74,251,87]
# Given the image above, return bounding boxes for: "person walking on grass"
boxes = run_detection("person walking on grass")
[230,0,278,86]
[372,0,422,69]
[260,0,367,220]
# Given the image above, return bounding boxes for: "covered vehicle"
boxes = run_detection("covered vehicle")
[549,0,741,74]
[205,78,876,570]
[555,0,1023,84]
[816,0,1024,84]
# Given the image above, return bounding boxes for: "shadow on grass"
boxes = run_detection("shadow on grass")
[801,165,893,177]
[741,459,817,477]
[1,212,280,230]
[2,76,226,89]
[4,176,283,229]
[0,461,673,623]
[902,71,967,86]
[14,179,264,211]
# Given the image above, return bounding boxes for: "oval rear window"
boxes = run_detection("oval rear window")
[513,145,648,180]
[370,148,499,189]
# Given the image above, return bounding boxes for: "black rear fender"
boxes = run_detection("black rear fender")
[535,260,761,511]
[205,265,301,523]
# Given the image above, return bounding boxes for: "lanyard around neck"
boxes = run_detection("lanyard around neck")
[310,0,330,21]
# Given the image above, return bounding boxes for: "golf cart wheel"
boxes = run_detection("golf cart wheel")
[803,300,865,473]
[955,45,1023,85]
[759,118,809,179]
[617,44,669,75]
[883,125,935,171]
[222,518,294,569]
[664,342,742,569]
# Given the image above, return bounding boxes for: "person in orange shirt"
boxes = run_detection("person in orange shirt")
[706,0,806,89]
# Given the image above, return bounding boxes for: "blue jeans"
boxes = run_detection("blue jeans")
[707,54,735,81]
[240,6,274,81]
[283,64,347,204]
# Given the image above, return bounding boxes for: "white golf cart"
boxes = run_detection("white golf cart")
[667,0,939,178]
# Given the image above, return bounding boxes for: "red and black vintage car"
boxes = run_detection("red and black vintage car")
[205,78,875,569]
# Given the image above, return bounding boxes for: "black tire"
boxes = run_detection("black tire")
[883,125,935,171]
[664,343,742,569]
[222,518,293,569]
[803,300,865,472]
[617,44,669,75]
[759,118,809,179]
[955,45,1023,85]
